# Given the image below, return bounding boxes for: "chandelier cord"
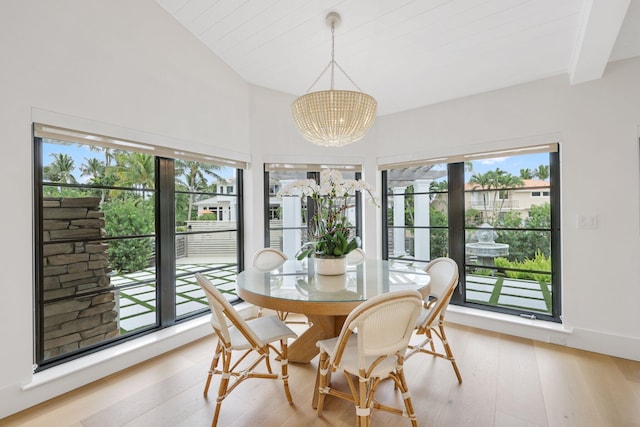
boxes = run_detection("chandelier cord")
[330,20,335,90]
[303,18,364,94]
[334,61,363,92]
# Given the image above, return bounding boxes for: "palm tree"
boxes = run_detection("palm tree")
[464,161,473,173]
[43,153,79,196]
[80,157,107,202]
[88,145,115,168]
[496,173,524,222]
[469,171,495,223]
[429,180,448,210]
[487,169,508,222]
[80,157,105,181]
[470,169,524,224]
[534,165,549,181]
[430,181,448,192]
[175,160,225,222]
[43,153,77,184]
[519,168,533,179]
[108,152,155,200]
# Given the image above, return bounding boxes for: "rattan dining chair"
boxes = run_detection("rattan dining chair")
[252,248,304,323]
[252,247,287,271]
[406,257,463,384]
[346,247,366,266]
[315,289,423,426]
[194,273,297,427]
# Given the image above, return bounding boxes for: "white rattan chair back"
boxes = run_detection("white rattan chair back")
[252,248,287,271]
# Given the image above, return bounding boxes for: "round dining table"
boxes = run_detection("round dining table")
[236,258,431,363]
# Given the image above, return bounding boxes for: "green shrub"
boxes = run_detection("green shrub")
[102,199,154,273]
[474,268,494,276]
[198,213,217,220]
[493,251,551,281]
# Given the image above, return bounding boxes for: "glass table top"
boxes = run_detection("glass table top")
[237,259,430,303]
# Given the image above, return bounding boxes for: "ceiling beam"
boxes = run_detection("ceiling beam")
[569,0,631,84]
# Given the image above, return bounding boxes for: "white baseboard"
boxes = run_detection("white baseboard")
[446,305,639,361]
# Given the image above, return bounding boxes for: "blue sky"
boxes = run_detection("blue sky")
[470,152,548,176]
[429,152,549,182]
[42,142,94,182]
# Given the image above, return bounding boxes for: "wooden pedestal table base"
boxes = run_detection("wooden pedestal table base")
[236,286,358,363]
[287,314,347,363]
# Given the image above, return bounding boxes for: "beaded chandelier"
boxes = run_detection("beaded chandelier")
[291,12,377,147]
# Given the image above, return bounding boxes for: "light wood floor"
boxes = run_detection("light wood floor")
[3,318,640,427]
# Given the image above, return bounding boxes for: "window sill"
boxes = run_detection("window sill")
[446,305,572,345]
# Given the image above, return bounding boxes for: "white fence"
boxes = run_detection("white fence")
[177,221,237,258]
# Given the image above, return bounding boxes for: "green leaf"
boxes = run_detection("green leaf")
[345,238,358,254]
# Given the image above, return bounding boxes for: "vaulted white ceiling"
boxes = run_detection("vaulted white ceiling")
[155,0,640,116]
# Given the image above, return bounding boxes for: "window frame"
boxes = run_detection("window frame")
[33,128,244,370]
[263,167,363,254]
[381,149,561,322]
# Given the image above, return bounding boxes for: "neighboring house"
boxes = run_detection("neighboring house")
[194,178,238,221]
[465,178,550,222]
[182,178,239,258]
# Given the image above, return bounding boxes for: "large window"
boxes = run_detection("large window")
[383,165,449,262]
[174,160,240,318]
[382,144,561,321]
[264,165,362,259]
[34,124,243,369]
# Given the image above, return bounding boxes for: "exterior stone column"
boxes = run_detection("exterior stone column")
[41,197,119,359]
[414,179,433,261]
[392,186,406,257]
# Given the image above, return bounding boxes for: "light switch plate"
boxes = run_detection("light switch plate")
[577,215,598,229]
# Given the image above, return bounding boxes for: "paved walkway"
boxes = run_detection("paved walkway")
[113,264,552,333]
[466,275,552,313]
[114,263,238,333]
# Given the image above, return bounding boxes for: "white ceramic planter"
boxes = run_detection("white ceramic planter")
[313,274,348,292]
[314,256,347,275]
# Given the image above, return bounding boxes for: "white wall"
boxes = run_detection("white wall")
[0,0,250,418]
[375,57,640,360]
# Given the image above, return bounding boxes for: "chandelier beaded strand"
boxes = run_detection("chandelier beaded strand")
[291,12,377,147]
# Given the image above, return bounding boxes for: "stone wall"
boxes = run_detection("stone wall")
[42,197,119,359]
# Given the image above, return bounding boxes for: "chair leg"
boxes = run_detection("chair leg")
[204,341,223,396]
[264,353,273,374]
[425,328,436,352]
[280,339,293,403]
[357,374,371,427]
[395,360,418,427]
[212,349,232,427]
[438,322,462,384]
[315,351,330,415]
